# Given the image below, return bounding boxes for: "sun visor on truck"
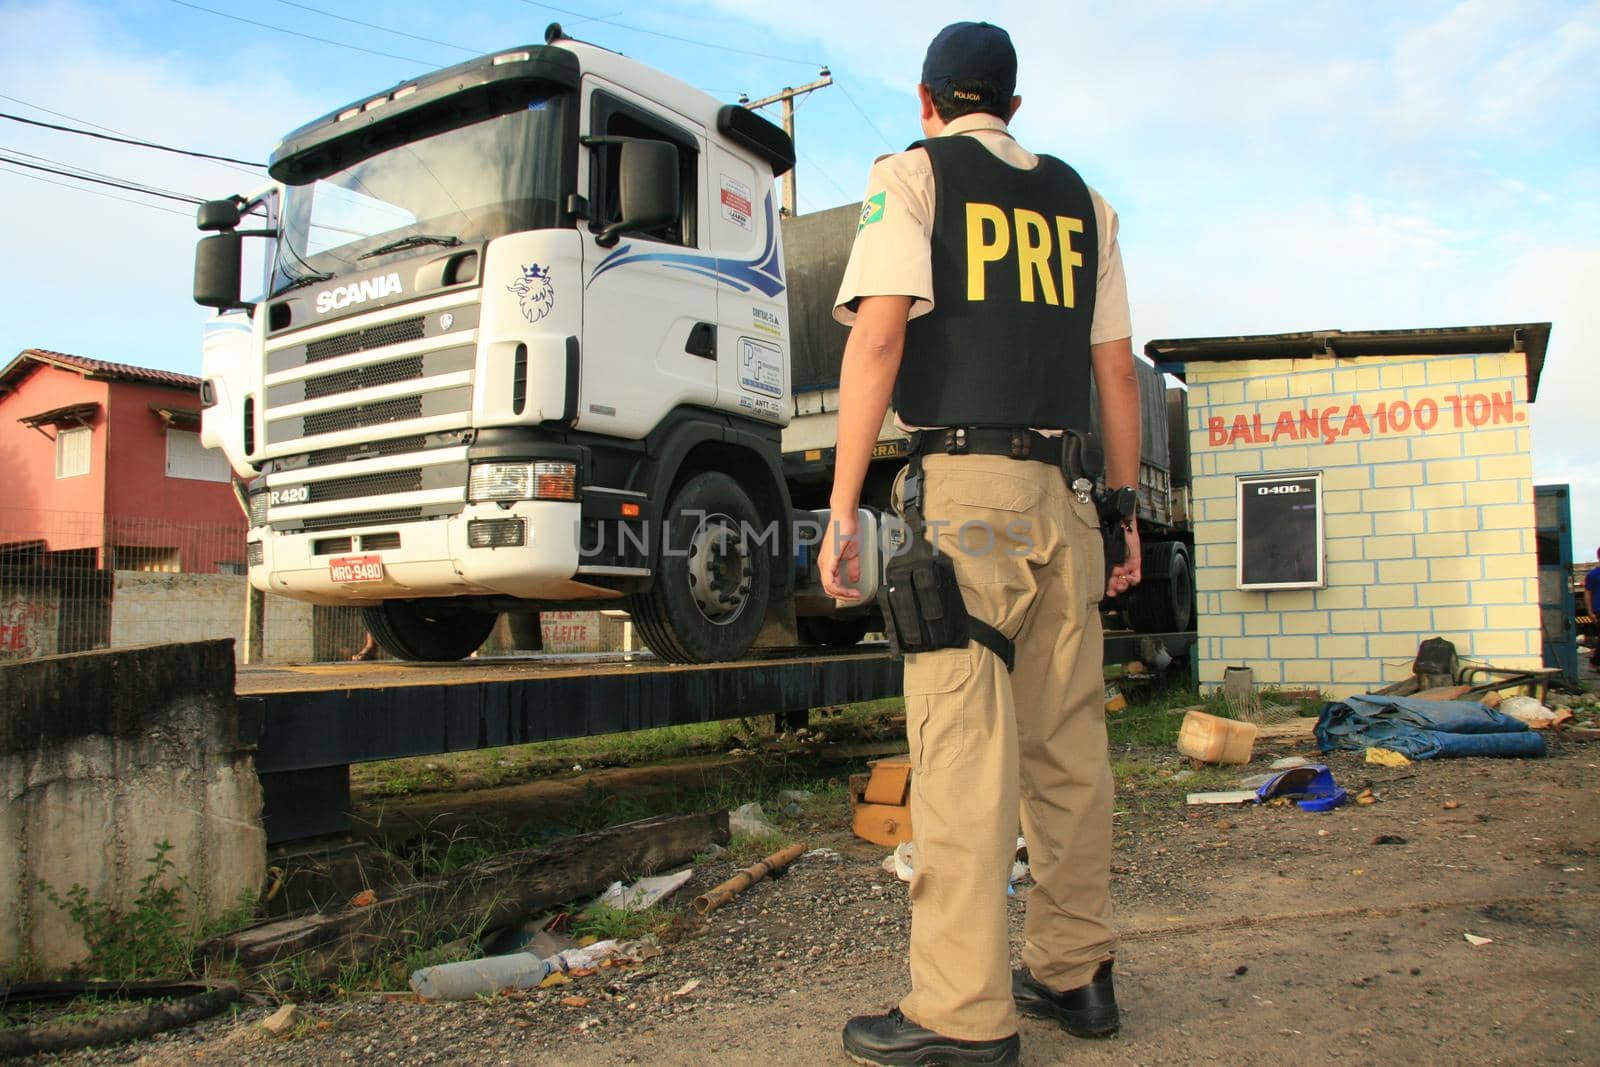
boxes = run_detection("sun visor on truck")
[717,105,794,178]
[268,47,582,185]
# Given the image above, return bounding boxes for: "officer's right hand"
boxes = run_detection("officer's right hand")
[820,513,862,601]
[1106,520,1142,599]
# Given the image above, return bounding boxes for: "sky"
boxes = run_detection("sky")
[0,0,1596,551]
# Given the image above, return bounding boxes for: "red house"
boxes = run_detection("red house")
[0,348,246,577]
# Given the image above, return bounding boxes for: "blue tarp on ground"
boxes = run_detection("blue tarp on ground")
[1315,694,1546,759]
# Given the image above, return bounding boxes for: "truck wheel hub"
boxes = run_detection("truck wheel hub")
[687,513,751,624]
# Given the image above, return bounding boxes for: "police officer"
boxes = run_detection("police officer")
[818,21,1142,1066]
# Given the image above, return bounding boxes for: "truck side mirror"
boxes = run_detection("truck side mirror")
[196,197,244,232]
[194,232,246,310]
[599,139,680,247]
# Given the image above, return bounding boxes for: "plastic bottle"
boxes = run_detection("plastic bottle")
[409,952,550,1000]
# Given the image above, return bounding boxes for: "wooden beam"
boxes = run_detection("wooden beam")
[201,811,729,983]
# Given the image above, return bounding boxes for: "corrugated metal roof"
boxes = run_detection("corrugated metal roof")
[0,349,201,393]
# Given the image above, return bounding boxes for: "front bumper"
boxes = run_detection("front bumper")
[249,498,612,604]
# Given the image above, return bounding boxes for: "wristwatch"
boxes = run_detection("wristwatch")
[1111,486,1137,525]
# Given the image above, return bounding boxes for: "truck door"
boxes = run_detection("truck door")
[578,85,717,439]
[708,143,788,425]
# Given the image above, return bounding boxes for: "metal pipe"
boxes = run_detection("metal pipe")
[692,841,807,916]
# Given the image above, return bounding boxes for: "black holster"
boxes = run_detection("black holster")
[880,449,1015,671]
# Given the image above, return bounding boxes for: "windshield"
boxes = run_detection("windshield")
[274,90,569,292]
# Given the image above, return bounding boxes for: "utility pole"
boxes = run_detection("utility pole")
[742,68,832,217]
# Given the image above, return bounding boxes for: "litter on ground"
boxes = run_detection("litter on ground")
[595,869,694,912]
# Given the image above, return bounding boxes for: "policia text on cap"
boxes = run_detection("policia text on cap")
[819,19,1141,1067]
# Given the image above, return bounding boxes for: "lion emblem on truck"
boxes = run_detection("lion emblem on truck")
[508,263,555,323]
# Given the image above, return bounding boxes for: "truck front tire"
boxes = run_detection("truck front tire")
[362,600,497,661]
[628,471,772,663]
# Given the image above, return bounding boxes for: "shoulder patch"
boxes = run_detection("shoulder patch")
[858,191,887,231]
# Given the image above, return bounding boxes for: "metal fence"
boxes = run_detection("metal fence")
[0,510,639,665]
[0,508,364,664]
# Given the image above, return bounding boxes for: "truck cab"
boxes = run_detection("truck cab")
[194,27,802,662]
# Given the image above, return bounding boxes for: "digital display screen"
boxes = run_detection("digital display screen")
[1237,473,1324,589]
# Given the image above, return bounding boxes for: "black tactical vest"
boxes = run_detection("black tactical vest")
[896,134,1098,430]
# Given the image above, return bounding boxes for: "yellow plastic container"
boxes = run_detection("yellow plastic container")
[1104,684,1127,714]
[1177,710,1258,764]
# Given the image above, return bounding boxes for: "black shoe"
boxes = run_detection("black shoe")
[841,1008,1020,1066]
[1012,958,1120,1038]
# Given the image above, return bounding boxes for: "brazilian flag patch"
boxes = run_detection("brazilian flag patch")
[858,191,886,231]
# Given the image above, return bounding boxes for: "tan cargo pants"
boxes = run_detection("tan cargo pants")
[893,452,1116,1041]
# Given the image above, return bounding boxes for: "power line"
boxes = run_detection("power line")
[164,0,436,65]
[523,2,824,68]
[269,0,482,54]
[0,92,120,134]
[0,111,266,168]
[0,154,202,204]
[796,147,852,203]
[836,81,896,151]
[0,163,193,218]
[0,146,203,202]
[0,92,264,179]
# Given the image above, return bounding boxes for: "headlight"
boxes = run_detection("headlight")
[469,461,577,502]
[248,490,269,526]
[247,540,264,566]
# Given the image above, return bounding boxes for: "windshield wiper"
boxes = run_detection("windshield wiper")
[358,234,462,260]
[276,270,334,294]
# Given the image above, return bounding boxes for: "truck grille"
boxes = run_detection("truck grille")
[306,317,425,363]
[303,396,423,437]
[262,300,478,532]
[309,468,423,503]
[305,355,426,399]
[295,507,423,532]
[306,435,428,467]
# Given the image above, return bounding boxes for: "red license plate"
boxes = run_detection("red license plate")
[329,555,384,583]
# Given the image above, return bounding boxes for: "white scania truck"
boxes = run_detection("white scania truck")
[195,26,1191,663]
[196,26,888,663]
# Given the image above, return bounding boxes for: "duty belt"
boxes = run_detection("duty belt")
[907,426,1064,466]
[906,426,1105,503]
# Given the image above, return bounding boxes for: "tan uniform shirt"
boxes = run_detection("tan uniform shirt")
[832,113,1131,346]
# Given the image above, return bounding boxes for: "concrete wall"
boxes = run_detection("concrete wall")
[0,584,60,660]
[108,572,313,665]
[1186,351,1541,696]
[0,640,265,974]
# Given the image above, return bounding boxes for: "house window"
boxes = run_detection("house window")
[55,426,91,478]
[166,429,230,482]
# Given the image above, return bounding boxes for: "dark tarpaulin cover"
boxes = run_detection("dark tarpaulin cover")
[1315,694,1545,759]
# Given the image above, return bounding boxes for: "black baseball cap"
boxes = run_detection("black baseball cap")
[920,21,1016,104]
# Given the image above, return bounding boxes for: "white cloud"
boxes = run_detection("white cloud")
[0,0,324,373]
[1497,242,1600,551]
[1391,0,1600,138]
[1128,194,1474,344]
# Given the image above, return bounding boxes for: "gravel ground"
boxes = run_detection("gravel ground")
[17,722,1600,1066]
